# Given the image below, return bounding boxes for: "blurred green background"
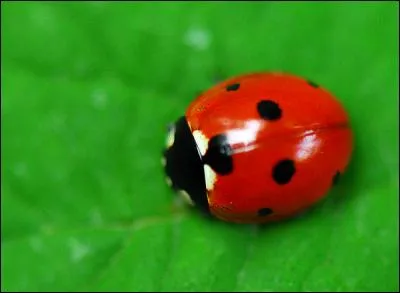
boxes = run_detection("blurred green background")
[1,1,399,292]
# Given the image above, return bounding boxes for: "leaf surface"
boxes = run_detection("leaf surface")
[1,2,398,292]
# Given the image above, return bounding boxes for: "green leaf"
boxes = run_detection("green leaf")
[1,2,398,292]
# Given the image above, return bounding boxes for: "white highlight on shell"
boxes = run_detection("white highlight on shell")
[179,190,195,206]
[166,125,176,149]
[204,164,217,191]
[225,120,262,146]
[192,130,209,156]
[295,131,321,161]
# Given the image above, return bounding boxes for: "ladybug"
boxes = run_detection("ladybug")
[162,72,353,224]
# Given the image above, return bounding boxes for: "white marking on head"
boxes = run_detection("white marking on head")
[192,130,209,156]
[165,177,172,187]
[204,164,217,191]
[166,125,176,148]
[179,190,195,206]
[161,157,166,167]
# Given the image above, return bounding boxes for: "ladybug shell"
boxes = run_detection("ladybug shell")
[165,72,353,224]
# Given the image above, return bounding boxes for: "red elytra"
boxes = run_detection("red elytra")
[163,72,353,224]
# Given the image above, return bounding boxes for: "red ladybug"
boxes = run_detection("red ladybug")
[163,72,353,224]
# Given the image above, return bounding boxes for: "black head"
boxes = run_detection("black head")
[163,116,209,213]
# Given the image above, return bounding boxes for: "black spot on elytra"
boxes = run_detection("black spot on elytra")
[307,80,319,88]
[272,159,296,185]
[203,134,233,175]
[332,171,341,185]
[258,208,273,216]
[226,83,240,91]
[257,100,282,121]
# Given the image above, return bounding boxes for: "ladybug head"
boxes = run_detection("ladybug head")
[163,116,209,212]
